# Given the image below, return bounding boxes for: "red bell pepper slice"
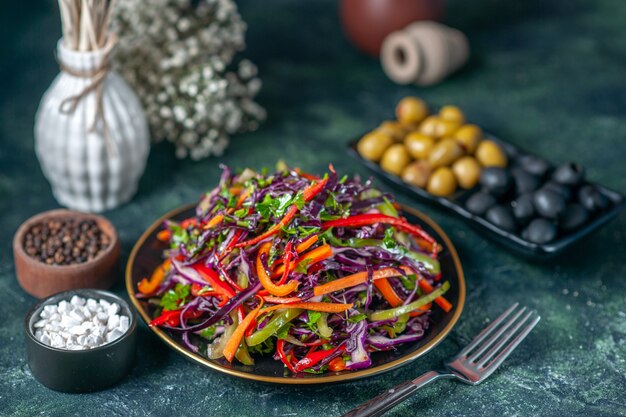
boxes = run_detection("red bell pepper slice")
[321,213,436,245]
[255,242,299,297]
[276,241,294,285]
[190,283,220,298]
[193,263,236,299]
[218,229,244,262]
[276,339,297,373]
[149,310,181,327]
[213,258,244,292]
[194,263,245,320]
[273,244,333,278]
[149,309,203,327]
[293,345,345,373]
[245,317,257,338]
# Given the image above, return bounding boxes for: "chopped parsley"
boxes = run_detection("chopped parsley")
[160,283,190,311]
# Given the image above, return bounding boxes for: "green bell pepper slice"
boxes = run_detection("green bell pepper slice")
[245,308,304,347]
[368,281,450,321]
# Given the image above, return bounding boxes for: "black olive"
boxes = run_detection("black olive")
[511,193,535,225]
[522,218,557,244]
[480,167,512,196]
[519,155,550,178]
[552,162,585,186]
[560,204,589,231]
[511,167,540,195]
[533,188,567,219]
[542,181,572,201]
[578,185,610,212]
[465,192,496,215]
[486,205,517,233]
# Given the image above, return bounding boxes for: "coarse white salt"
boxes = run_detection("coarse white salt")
[33,296,130,350]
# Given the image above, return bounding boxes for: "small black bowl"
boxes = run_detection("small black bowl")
[24,289,137,392]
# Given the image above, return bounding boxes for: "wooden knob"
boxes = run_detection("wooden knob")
[380,21,470,87]
[380,30,424,84]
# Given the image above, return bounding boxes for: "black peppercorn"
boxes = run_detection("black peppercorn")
[22,218,111,266]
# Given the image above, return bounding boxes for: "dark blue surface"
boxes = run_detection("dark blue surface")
[1,1,625,416]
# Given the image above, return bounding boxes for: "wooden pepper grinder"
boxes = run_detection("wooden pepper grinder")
[381,21,469,86]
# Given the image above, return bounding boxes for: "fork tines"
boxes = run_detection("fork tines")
[458,303,540,371]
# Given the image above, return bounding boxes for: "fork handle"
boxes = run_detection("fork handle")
[342,371,449,417]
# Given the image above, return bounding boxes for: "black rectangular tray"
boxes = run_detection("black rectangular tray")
[347,135,625,259]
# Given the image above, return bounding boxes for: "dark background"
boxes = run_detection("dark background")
[1,0,625,416]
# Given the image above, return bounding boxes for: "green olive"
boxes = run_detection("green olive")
[454,124,483,154]
[377,120,406,142]
[452,156,481,189]
[396,97,429,125]
[428,138,464,168]
[439,105,465,124]
[404,132,435,160]
[380,144,411,176]
[357,131,393,162]
[476,140,508,167]
[435,119,461,138]
[401,161,432,188]
[419,115,440,137]
[427,167,457,197]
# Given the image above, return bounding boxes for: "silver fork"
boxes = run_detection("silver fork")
[342,303,540,417]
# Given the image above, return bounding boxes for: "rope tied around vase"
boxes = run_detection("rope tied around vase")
[57,35,118,155]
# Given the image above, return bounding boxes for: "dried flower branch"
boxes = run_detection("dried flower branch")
[111,0,265,160]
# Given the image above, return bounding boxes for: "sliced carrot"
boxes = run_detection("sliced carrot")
[236,178,328,248]
[313,267,412,297]
[256,242,299,297]
[296,234,319,253]
[156,230,171,242]
[235,205,299,248]
[203,189,249,232]
[409,302,432,317]
[373,279,403,307]
[260,302,353,314]
[294,167,321,181]
[328,356,346,372]
[261,295,303,304]
[374,275,433,316]
[273,244,332,277]
[236,188,250,209]
[156,217,197,242]
[204,214,224,230]
[270,235,319,271]
[138,259,171,295]
[229,186,243,195]
[418,278,453,312]
[223,299,264,362]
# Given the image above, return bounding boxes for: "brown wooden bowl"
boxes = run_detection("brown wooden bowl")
[13,209,120,299]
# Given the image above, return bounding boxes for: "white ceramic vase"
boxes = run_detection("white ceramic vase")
[35,39,150,212]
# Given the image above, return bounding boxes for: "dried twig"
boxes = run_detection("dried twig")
[57,0,115,51]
